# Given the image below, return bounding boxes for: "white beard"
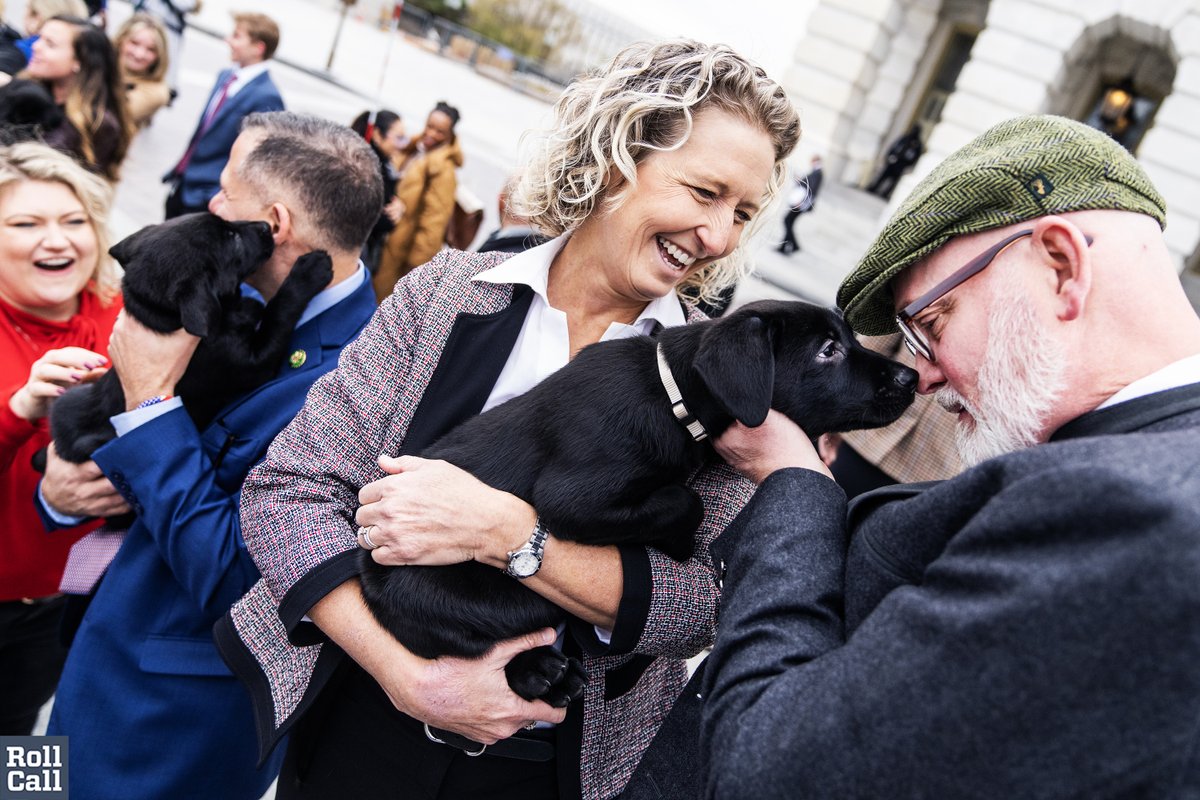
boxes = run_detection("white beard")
[936,286,1068,467]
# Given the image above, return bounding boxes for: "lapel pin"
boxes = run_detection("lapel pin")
[288,349,307,368]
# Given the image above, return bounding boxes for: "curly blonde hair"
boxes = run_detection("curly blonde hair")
[0,142,118,302]
[512,38,800,304]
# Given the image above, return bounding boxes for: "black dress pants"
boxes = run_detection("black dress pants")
[278,659,561,800]
[0,595,69,734]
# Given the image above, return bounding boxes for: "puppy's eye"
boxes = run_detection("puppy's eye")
[817,339,840,360]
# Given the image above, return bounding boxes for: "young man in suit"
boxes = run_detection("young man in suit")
[163,11,283,219]
[626,115,1200,798]
[39,112,382,800]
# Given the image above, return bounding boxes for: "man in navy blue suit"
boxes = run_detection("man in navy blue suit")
[163,11,284,219]
[40,112,383,799]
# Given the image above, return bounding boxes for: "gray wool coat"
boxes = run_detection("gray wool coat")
[624,382,1200,799]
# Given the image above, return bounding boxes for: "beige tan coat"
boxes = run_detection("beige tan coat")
[373,138,464,301]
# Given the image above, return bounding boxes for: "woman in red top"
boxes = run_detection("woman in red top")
[0,141,123,734]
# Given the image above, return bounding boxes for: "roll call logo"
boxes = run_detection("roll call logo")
[1,738,67,799]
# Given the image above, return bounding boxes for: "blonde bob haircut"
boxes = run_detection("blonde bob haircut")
[512,38,800,305]
[0,142,118,302]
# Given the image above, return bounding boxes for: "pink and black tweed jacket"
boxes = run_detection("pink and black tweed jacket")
[217,248,755,800]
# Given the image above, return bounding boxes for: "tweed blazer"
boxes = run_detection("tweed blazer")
[693,383,1200,799]
[218,248,754,800]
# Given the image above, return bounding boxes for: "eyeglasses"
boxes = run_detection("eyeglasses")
[895,229,1092,363]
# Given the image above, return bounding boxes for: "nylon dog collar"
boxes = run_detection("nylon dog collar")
[656,343,707,442]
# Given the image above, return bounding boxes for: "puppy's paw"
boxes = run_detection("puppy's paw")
[541,657,587,708]
[285,251,334,297]
[505,646,588,707]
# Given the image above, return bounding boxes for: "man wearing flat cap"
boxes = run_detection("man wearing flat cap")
[660,115,1200,798]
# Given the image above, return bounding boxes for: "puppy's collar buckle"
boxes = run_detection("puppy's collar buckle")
[656,343,707,442]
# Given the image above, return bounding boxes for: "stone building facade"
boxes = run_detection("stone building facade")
[779,0,1200,272]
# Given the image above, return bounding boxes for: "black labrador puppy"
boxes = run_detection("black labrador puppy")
[359,300,917,709]
[50,212,332,463]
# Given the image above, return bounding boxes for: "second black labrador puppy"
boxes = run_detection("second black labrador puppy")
[50,212,332,463]
[359,300,917,709]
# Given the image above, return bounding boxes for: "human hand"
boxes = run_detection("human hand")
[8,347,109,421]
[41,443,131,518]
[384,197,404,224]
[356,455,535,569]
[380,627,567,744]
[713,410,830,484]
[107,311,200,411]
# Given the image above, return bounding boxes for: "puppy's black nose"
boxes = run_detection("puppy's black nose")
[891,365,918,392]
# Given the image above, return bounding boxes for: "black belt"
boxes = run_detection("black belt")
[422,722,555,762]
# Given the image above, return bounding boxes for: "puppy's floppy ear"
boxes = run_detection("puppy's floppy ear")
[692,314,775,427]
[178,280,223,337]
[177,289,220,335]
[108,229,143,266]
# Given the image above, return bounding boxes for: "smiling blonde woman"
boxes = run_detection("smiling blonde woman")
[221,37,801,800]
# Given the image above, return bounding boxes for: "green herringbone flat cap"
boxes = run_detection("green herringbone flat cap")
[838,114,1166,336]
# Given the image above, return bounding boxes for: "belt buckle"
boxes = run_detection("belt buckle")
[423,722,487,757]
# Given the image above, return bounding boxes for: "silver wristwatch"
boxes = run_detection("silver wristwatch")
[505,517,548,579]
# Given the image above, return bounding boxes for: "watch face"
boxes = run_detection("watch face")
[509,551,539,577]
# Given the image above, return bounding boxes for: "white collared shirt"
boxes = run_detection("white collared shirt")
[199,61,270,123]
[1097,353,1200,410]
[473,235,687,413]
[224,60,269,101]
[473,235,688,653]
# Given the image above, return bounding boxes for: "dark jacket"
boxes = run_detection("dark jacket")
[626,383,1200,799]
[0,23,26,75]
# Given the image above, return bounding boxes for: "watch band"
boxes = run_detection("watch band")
[505,517,548,578]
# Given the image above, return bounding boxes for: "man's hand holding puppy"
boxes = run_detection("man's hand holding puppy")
[106,310,200,410]
[714,410,832,485]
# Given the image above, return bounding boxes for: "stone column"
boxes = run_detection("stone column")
[778,0,909,180]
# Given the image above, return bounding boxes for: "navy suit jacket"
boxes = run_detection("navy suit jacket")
[46,275,375,800]
[170,68,284,209]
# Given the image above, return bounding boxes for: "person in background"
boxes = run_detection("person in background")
[777,153,821,255]
[42,111,380,800]
[131,0,197,96]
[867,123,923,199]
[82,0,104,29]
[218,38,799,800]
[163,11,283,218]
[0,142,123,735]
[15,0,86,61]
[698,114,1200,797]
[475,174,548,255]
[20,15,131,180]
[373,100,462,301]
[0,0,28,79]
[112,12,169,129]
[350,108,407,273]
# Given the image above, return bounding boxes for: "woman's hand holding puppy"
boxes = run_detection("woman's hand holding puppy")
[356,454,535,569]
